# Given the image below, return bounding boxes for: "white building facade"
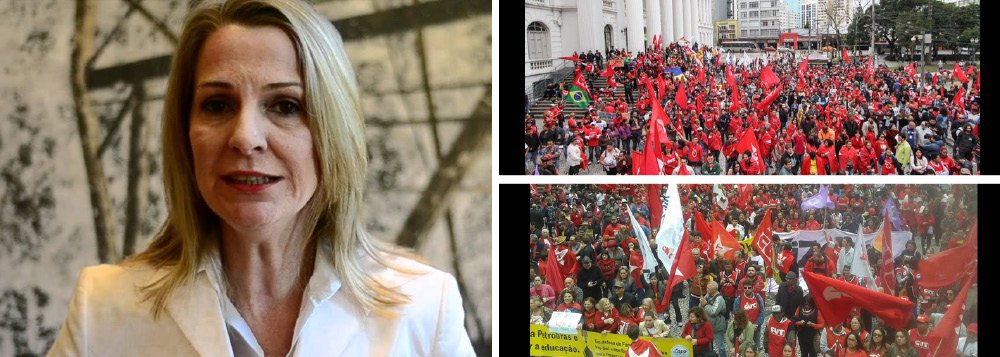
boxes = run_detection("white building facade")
[735,0,791,41]
[525,0,714,92]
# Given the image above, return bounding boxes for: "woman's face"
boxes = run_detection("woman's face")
[563,293,573,304]
[850,318,861,331]
[533,277,542,287]
[619,269,628,279]
[847,334,859,348]
[873,330,883,343]
[189,25,317,235]
[688,312,698,323]
[783,345,794,356]
[895,331,906,345]
[584,300,594,311]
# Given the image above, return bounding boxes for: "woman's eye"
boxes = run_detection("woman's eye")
[270,100,301,116]
[201,99,231,115]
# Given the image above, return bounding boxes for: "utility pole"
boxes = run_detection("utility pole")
[870,0,875,67]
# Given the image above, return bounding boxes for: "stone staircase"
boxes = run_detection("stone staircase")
[526,72,627,119]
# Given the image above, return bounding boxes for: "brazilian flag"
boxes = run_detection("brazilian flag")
[563,85,591,109]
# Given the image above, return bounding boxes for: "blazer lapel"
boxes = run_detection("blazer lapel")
[165,272,233,357]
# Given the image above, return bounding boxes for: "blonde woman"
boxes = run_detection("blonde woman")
[47,0,474,356]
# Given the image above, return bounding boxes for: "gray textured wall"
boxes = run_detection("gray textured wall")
[0,0,491,355]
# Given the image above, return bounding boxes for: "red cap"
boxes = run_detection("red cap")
[916,314,930,323]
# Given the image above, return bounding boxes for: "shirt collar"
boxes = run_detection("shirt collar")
[200,245,344,308]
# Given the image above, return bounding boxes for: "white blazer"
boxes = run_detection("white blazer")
[46,251,476,356]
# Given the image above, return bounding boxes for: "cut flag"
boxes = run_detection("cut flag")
[755,83,783,115]
[875,215,896,293]
[653,185,687,302]
[751,209,774,276]
[543,246,566,293]
[558,56,583,63]
[802,271,915,329]
[848,220,878,290]
[842,48,850,63]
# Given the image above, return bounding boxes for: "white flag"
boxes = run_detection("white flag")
[626,204,659,272]
[851,219,879,290]
[654,184,685,272]
[713,184,728,211]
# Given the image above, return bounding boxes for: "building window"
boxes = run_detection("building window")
[527,21,550,60]
[750,2,758,9]
[604,25,614,53]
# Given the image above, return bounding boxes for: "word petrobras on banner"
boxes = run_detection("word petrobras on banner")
[530,324,585,356]
[529,324,693,357]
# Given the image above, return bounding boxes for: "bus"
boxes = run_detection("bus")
[718,41,758,52]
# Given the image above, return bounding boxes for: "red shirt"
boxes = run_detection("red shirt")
[767,317,793,357]
[739,293,763,324]
[627,339,662,357]
[823,327,848,356]
[682,321,714,353]
[708,131,722,151]
[595,308,621,333]
[687,144,704,163]
[909,328,932,357]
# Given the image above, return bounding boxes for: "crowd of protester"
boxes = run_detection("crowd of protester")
[525,42,980,176]
[530,184,977,356]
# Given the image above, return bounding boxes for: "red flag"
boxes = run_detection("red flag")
[601,62,615,78]
[696,95,704,114]
[573,70,591,97]
[751,209,774,276]
[734,129,766,170]
[802,271,915,329]
[726,64,737,89]
[756,84,783,114]
[867,56,874,76]
[648,184,663,230]
[953,63,969,83]
[543,246,566,293]
[698,66,706,85]
[558,56,583,63]
[657,233,696,312]
[631,152,643,175]
[556,243,579,278]
[675,80,689,111]
[656,75,667,100]
[927,270,976,355]
[975,70,980,90]
[736,185,753,211]
[710,221,742,260]
[760,64,780,88]
[917,226,977,289]
[797,55,809,78]
[933,73,938,85]
[954,86,965,110]
[640,80,666,175]
[876,215,896,293]
[906,63,917,77]
[842,48,850,63]
[694,211,713,246]
[730,85,742,112]
[580,143,589,170]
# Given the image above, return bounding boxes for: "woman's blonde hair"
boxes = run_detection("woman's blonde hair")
[130,0,415,318]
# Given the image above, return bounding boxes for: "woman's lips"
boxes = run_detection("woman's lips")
[222,172,282,193]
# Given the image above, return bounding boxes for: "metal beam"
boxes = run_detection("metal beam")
[86,0,490,90]
[394,88,490,249]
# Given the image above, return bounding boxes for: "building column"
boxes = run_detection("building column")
[626,0,644,53]
[673,0,684,42]
[661,0,673,43]
[577,0,601,52]
[647,0,661,46]
[685,0,695,42]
